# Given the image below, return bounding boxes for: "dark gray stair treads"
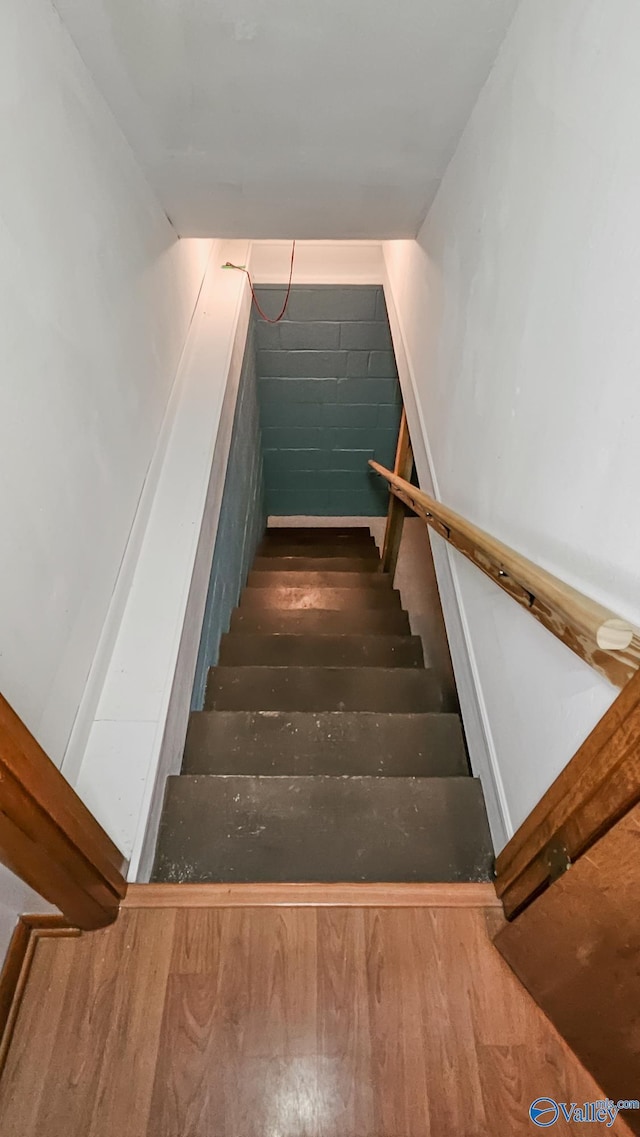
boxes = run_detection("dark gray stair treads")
[263,527,376,543]
[204,666,443,713]
[252,556,380,573]
[247,570,392,590]
[256,543,380,561]
[240,587,402,611]
[152,775,494,884]
[218,633,424,669]
[229,607,411,636]
[183,710,469,778]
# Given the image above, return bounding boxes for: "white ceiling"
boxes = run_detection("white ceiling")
[53,0,519,239]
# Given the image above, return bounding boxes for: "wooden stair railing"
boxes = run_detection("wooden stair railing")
[371,457,640,917]
[0,693,127,929]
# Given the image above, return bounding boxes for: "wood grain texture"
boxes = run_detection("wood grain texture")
[496,802,640,1136]
[0,692,127,929]
[123,881,502,908]
[495,668,640,917]
[0,903,630,1136]
[0,916,80,1079]
[369,461,640,688]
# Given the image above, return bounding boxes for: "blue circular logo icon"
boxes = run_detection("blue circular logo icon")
[530,1099,560,1127]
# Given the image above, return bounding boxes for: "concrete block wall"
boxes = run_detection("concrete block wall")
[191,322,266,708]
[254,286,402,515]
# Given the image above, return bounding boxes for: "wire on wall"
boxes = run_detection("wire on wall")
[222,240,296,323]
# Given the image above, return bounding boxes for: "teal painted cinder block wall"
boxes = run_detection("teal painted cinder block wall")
[254,285,402,516]
[191,322,266,710]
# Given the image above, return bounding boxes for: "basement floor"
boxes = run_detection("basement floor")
[0,896,627,1137]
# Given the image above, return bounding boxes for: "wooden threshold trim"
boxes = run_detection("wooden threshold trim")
[495,668,640,918]
[122,882,502,909]
[0,915,80,1077]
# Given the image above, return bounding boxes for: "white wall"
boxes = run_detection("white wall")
[384,0,640,842]
[0,0,210,953]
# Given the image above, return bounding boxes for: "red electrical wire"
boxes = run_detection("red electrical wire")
[223,240,296,323]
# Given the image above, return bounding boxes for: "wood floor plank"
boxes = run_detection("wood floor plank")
[412,909,487,1134]
[86,909,176,1137]
[364,909,434,1135]
[149,973,225,1137]
[0,903,630,1137]
[315,909,374,1137]
[170,907,226,974]
[6,911,176,1137]
[0,936,77,1135]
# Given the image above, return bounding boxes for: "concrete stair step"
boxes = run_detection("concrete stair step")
[252,556,380,573]
[183,710,469,777]
[240,586,402,611]
[219,633,424,668]
[256,544,380,561]
[229,607,412,635]
[152,775,494,883]
[247,570,392,590]
[204,665,445,713]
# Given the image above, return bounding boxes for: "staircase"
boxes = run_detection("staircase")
[153,526,493,883]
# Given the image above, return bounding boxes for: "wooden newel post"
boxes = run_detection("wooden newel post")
[381,408,413,578]
[0,694,127,930]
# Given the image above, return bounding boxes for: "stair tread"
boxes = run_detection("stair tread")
[240,587,402,611]
[230,608,411,635]
[219,633,423,668]
[183,710,469,777]
[152,775,494,883]
[253,556,380,572]
[205,665,447,713]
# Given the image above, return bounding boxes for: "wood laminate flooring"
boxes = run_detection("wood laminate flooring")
[0,901,629,1136]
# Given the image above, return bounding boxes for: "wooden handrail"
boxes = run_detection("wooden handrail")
[370,460,640,688]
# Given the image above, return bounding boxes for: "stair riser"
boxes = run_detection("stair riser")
[256,545,380,561]
[152,776,494,884]
[247,570,391,590]
[183,711,469,778]
[240,588,402,611]
[205,666,443,713]
[218,634,424,668]
[253,557,380,573]
[229,609,412,635]
[262,527,376,543]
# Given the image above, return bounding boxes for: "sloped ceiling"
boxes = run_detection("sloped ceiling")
[53,0,519,238]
